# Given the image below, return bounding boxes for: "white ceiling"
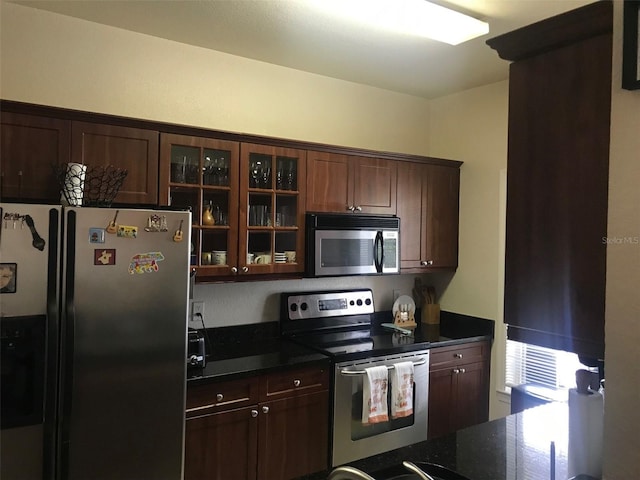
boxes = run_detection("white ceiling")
[12,0,593,99]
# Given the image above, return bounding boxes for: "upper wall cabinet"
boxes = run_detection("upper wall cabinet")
[397,162,460,271]
[159,133,240,276]
[159,136,306,279]
[306,151,397,214]
[71,122,159,205]
[487,1,612,359]
[0,112,71,202]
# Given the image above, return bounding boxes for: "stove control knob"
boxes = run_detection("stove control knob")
[350,300,355,306]
[290,303,298,312]
[365,298,372,306]
[356,299,363,306]
[300,302,308,311]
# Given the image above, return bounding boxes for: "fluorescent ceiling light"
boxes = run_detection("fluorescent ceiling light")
[309,0,489,45]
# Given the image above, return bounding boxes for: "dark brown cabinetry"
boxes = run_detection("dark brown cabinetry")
[71,122,159,205]
[306,151,397,214]
[159,137,306,278]
[185,365,329,480]
[486,1,612,359]
[159,133,240,276]
[240,144,306,276]
[397,163,460,271]
[0,110,159,205]
[427,340,490,440]
[1,112,70,201]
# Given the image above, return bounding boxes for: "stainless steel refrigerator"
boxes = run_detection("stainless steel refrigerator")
[0,204,191,480]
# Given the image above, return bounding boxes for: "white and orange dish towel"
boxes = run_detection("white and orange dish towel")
[362,362,415,424]
[391,361,414,418]
[362,365,389,424]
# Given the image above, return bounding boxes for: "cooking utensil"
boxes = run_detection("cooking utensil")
[24,215,45,251]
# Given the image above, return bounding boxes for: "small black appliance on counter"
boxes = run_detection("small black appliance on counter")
[187,328,206,368]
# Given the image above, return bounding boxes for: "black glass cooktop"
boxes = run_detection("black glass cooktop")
[287,325,436,361]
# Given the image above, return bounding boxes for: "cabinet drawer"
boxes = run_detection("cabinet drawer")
[186,377,259,418]
[261,365,329,400]
[430,341,488,370]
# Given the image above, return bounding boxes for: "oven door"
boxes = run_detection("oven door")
[332,350,429,466]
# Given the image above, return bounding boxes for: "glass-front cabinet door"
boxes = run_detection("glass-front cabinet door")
[159,133,239,276]
[240,143,306,275]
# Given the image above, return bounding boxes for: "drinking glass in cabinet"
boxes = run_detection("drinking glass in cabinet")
[249,155,272,189]
[249,205,270,226]
[203,152,230,186]
[171,155,187,183]
[276,158,297,191]
[173,155,199,184]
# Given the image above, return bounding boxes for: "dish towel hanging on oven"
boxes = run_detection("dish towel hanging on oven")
[362,365,389,424]
[391,361,414,418]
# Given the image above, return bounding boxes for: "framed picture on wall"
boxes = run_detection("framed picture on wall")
[622,0,640,90]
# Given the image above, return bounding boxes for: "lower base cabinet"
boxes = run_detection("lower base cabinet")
[185,365,329,480]
[427,340,490,440]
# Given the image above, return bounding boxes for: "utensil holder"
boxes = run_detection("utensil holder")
[421,304,440,325]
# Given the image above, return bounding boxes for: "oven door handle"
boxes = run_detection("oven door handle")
[339,357,427,376]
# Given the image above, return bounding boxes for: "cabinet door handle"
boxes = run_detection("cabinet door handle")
[251,410,258,418]
[454,353,463,359]
[242,266,249,273]
[453,368,460,374]
[293,379,301,387]
[231,266,238,274]
[346,205,355,212]
[355,206,362,212]
[262,406,270,414]
[459,368,466,374]
[216,393,224,402]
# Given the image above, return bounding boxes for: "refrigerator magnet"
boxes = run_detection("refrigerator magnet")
[89,228,106,244]
[117,225,138,239]
[128,252,165,275]
[0,263,17,293]
[144,214,168,232]
[94,249,116,266]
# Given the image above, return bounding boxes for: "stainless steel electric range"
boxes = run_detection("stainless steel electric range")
[280,289,430,467]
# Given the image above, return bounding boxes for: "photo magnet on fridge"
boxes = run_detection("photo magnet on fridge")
[0,263,17,293]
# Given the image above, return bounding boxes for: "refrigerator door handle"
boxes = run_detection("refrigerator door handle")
[58,210,77,479]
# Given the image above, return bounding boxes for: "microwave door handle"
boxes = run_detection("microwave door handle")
[374,231,383,273]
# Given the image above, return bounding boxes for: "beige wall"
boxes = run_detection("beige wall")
[427,81,510,420]
[0,2,431,155]
[602,2,640,478]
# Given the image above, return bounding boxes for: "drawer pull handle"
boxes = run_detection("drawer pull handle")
[293,379,301,387]
[216,393,224,402]
[262,406,270,414]
[251,410,258,418]
[454,353,463,359]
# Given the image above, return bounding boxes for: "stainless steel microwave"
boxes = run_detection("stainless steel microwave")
[305,213,400,277]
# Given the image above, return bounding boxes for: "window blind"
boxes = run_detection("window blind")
[505,340,585,391]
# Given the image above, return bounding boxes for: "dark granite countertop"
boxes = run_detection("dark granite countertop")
[297,402,573,480]
[186,311,494,385]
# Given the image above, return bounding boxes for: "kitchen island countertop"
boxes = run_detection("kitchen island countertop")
[298,401,573,480]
